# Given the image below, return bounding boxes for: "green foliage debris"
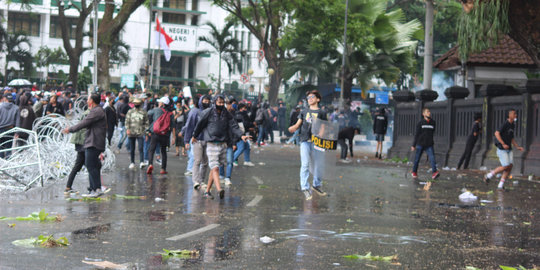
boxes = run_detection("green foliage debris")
[343,252,398,263]
[112,194,147,200]
[160,249,199,260]
[12,235,69,248]
[0,209,61,222]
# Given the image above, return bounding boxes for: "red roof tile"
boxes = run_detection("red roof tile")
[434,35,535,70]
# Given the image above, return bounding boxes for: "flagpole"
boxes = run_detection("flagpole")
[145,6,153,90]
[155,19,162,91]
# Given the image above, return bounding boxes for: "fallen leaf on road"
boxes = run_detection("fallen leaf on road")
[82,260,128,269]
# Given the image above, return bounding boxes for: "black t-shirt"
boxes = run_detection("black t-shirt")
[495,120,515,150]
[468,121,481,140]
[298,107,327,142]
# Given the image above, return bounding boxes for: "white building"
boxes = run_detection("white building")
[0,0,272,96]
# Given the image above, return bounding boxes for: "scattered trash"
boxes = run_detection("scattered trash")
[399,184,408,187]
[260,236,275,244]
[346,219,354,223]
[356,159,361,163]
[528,175,534,181]
[499,265,531,270]
[513,181,519,186]
[0,209,61,222]
[479,166,488,171]
[459,190,478,202]
[419,182,427,185]
[7,223,15,228]
[82,260,129,269]
[154,197,165,202]
[333,263,341,266]
[480,200,493,203]
[423,182,432,191]
[159,249,199,260]
[457,174,464,179]
[451,167,457,171]
[442,167,450,171]
[258,162,266,165]
[523,222,531,226]
[466,266,482,270]
[290,206,297,210]
[343,252,400,265]
[12,235,69,248]
[113,194,147,200]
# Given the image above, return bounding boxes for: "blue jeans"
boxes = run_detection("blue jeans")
[233,140,251,162]
[412,145,437,173]
[287,129,300,145]
[257,125,266,145]
[186,146,194,172]
[117,122,128,149]
[300,142,323,190]
[219,147,234,178]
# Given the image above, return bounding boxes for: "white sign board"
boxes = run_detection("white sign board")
[161,23,198,52]
[183,86,192,98]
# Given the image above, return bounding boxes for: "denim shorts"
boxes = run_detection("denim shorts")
[496,148,513,167]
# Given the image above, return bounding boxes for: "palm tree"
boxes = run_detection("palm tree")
[109,39,131,65]
[34,46,68,79]
[4,32,33,78]
[199,21,241,93]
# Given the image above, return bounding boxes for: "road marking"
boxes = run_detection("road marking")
[246,195,263,207]
[253,176,263,184]
[166,223,220,241]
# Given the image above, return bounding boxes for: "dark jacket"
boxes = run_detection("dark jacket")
[16,95,36,138]
[183,97,208,144]
[193,106,243,143]
[69,106,107,151]
[105,105,117,131]
[373,113,388,135]
[412,117,436,147]
[235,110,253,130]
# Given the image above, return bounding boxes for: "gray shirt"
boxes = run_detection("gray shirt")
[69,106,107,151]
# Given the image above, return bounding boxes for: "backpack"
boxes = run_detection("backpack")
[255,109,265,124]
[153,108,172,135]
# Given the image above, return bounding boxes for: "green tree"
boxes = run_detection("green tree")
[213,0,294,105]
[4,32,33,78]
[198,21,241,93]
[109,39,130,65]
[97,0,146,91]
[34,46,68,78]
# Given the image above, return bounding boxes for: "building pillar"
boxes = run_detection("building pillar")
[185,0,192,25]
[183,56,189,87]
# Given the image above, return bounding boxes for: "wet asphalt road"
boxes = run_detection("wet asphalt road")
[1,144,540,269]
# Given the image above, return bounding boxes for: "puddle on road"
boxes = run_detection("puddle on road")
[276,229,427,244]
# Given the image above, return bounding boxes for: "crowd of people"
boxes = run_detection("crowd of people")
[0,83,519,199]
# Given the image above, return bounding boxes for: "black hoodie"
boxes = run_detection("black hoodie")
[412,117,436,147]
[16,94,36,138]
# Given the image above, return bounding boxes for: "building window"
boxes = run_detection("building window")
[163,13,186,24]
[192,0,198,10]
[163,0,186,9]
[8,12,40,37]
[191,15,198,26]
[50,16,77,39]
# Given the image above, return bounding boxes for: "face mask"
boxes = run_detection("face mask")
[135,104,141,108]
[202,102,210,109]
[189,104,194,109]
[215,105,225,111]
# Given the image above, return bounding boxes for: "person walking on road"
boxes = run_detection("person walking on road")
[184,95,211,189]
[411,108,440,180]
[457,112,482,170]
[62,94,107,198]
[192,95,248,199]
[104,97,117,146]
[483,109,524,189]
[373,107,388,159]
[125,98,149,169]
[338,126,360,163]
[64,109,89,195]
[234,103,255,166]
[146,97,174,175]
[288,90,328,200]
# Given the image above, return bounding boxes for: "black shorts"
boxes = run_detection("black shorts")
[375,134,385,142]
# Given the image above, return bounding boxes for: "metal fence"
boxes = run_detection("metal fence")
[388,92,540,176]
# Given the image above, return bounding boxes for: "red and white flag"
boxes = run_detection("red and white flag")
[155,18,173,62]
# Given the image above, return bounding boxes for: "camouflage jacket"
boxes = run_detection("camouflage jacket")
[125,108,149,137]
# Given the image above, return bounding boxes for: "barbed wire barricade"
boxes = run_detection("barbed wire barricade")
[0,98,116,193]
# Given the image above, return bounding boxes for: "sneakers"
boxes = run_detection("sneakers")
[184,171,193,176]
[95,188,104,197]
[160,170,168,175]
[339,159,351,163]
[194,183,201,190]
[63,188,78,195]
[156,157,162,165]
[82,189,103,198]
[411,172,418,179]
[201,183,208,190]
[432,171,440,180]
[101,186,111,194]
[483,174,491,185]
[233,161,239,167]
[139,162,146,169]
[243,161,255,167]
[375,152,379,158]
[146,165,153,174]
[497,182,505,190]
[311,186,327,196]
[129,163,136,169]
[224,178,232,186]
[219,189,225,199]
[203,192,214,199]
[303,190,312,201]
